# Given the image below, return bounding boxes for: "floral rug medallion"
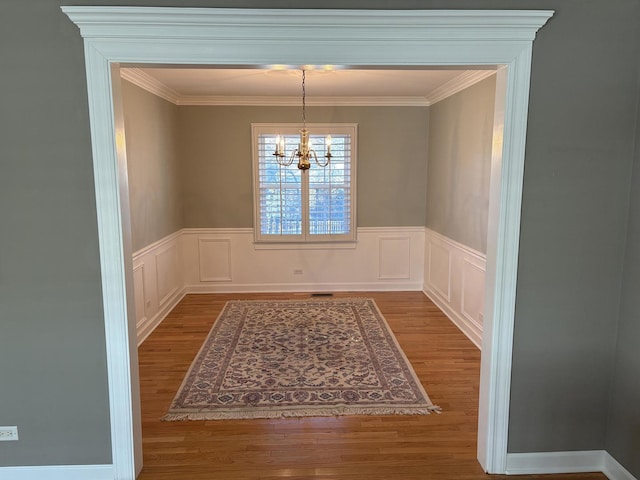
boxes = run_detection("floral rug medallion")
[165,298,439,420]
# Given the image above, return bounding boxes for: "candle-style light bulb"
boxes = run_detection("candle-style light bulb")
[275,135,282,155]
[326,135,332,156]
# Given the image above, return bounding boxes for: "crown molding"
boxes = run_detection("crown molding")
[62,8,554,42]
[426,70,497,105]
[176,95,430,107]
[120,68,180,104]
[120,67,494,107]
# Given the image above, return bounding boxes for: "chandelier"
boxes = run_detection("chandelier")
[273,69,332,170]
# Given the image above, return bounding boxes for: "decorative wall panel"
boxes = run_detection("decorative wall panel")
[155,243,179,307]
[424,228,486,348]
[132,263,147,328]
[379,236,411,280]
[198,238,232,282]
[428,240,452,301]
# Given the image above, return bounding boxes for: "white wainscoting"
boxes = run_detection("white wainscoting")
[131,231,186,346]
[423,228,486,349]
[132,227,425,343]
[182,227,425,293]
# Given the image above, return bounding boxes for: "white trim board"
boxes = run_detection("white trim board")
[62,7,553,477]
[604,453,639,480]
[506,451,637,480]
[131,229,181,259]
[0,465,113,480]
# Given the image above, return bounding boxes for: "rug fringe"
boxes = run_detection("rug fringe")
[163,404,441,421]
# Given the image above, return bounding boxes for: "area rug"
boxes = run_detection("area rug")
[164,298,440,420]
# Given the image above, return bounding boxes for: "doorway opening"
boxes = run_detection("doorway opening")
[122,64,496,478]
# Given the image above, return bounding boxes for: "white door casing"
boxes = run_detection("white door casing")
[62,7,553,479]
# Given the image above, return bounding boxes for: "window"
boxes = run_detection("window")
[252,123,357,243]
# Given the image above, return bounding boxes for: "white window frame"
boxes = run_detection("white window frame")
[252,123,357,244]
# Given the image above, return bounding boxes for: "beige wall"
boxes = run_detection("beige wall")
[425,75,496,254]
[122,80,183,252]
[178,105,429,228]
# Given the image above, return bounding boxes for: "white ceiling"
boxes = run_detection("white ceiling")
[121,67,496,106]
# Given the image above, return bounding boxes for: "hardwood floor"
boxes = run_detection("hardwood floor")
[137,292,604,480]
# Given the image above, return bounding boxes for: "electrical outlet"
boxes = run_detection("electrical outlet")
[0,427,18,441]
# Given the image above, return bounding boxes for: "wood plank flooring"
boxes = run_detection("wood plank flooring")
[137,292,604,480]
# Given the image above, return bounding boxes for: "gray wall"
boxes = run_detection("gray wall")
[1,0,639,474]
[178,105,428,228]
[508,0,639,460]
[122,80,183,252]
[0,0,112,466]
[425,75,495,254]
[605,78,640,476]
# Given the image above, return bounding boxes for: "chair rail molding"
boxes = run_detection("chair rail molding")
[62,7,553,478]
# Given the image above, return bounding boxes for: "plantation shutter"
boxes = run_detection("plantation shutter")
[308,134,352,236]
[257,134,303,237]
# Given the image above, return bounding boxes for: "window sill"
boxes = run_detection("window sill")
[253,240,357,250]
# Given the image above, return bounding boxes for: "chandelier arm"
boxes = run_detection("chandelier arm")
[275,146,294,167]
[277,157,295,167]
[316,152,331,168]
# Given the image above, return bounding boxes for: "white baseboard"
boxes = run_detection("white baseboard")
[137,287,186,346]
[423,286,482,348]
[506,451,638,480]
[506,451,605,475]
[0,464,113,480]
[187,281,424,294]
[604,452,638,480]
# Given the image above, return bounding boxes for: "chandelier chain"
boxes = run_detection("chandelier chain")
[272,68,330,170]
[302,69,306,127]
